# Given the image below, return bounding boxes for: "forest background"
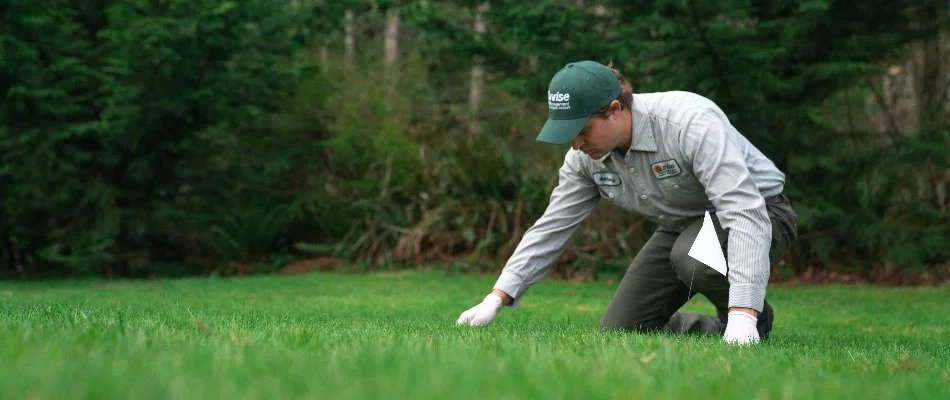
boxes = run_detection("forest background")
[2,0,948,283]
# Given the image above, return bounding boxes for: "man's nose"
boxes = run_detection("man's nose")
[572,137,584,150]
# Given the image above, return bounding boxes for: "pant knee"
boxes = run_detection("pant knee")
[670,253,730,308]
[670,254,712,286]
[599,316,665,333]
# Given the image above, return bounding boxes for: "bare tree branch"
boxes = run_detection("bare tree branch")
[864,74,903,137]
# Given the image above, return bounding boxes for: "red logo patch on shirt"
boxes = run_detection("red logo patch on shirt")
[651,160,682,180]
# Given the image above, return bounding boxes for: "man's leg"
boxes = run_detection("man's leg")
[669,213,730,319]
[668,199,799,336]
[765,197,798,263]
[600,229,725,335]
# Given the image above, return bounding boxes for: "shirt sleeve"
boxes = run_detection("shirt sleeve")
[680,108,772,312]
[493,150,600,306]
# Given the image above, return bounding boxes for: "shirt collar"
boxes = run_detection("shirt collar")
[628,94,658,153]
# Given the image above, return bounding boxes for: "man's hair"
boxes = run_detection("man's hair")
[591,62,633,118]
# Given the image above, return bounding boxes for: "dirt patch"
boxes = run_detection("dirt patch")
[279,257,341,275]
[773,263,950,286]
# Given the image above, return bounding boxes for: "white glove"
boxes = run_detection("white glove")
[723,311,760,345]
[456,293,504,326]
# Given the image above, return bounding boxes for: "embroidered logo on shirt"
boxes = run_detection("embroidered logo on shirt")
[593,172,621,186]
[651,160,682,180]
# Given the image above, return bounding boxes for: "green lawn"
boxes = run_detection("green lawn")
[1,271,948,399]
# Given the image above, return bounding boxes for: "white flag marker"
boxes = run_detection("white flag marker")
[688,211,728,276]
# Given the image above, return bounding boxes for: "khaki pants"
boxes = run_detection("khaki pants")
[599,195,798,334]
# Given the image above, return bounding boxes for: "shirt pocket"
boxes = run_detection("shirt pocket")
[657,173,706,205]
[593,172,624,200]
[597,184,625,200]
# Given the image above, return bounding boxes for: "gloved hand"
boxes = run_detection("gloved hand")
[456,293,504,326]
[723,311,760,345]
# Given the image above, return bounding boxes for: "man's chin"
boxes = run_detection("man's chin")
[586,152,609,162]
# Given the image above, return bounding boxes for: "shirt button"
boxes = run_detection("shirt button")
[640,194,648,200]
[628,168,636,173]
[674,185,680,190]
[659,215,666,220]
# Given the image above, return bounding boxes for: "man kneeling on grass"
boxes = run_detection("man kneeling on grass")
[456,60,798,345]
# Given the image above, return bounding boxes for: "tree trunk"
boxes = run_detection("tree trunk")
[384,7,400,67]
[868,27,950,214]
[344,10,355,63]
[469,1,489,139]
[942,29,950,124]
[872,28,950,135]
[924,29,950,132]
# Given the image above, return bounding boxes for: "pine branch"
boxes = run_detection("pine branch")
[685,0,738,111]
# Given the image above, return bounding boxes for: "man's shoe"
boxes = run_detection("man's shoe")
[758,301,774,341]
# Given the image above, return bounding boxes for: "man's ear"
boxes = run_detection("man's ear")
[609,100,623,116]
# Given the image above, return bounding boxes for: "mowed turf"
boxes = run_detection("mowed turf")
[1,271,948,399]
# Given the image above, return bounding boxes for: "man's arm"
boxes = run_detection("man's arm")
[456,151,599,326]
[491,150,601,306]
[680,109,773,314]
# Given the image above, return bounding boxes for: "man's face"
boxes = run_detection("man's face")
[571,105,621,160]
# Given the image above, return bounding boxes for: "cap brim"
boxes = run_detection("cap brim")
[535,115,590,144]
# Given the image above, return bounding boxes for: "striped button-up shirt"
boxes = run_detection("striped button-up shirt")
[494,91,785,311]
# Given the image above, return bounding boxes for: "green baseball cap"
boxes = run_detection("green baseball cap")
[536,60,621,144]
